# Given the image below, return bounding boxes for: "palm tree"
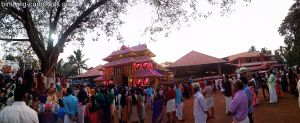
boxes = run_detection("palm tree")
[67,49,89,75]
[56,59,65,76]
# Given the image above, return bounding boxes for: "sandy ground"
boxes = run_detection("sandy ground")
[114,90,300,123]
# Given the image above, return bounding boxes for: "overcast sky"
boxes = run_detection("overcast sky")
[59,0,295,68]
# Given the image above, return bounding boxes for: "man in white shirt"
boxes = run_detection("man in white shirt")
[0,85,39,123]
[194,85,208,123]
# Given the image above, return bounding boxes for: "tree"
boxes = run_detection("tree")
[67,49,89,75]
[260,47,272,55]
[274,49,285,64]
[4,54,15,61]
[56,58,78,77]
[249,45,256,52]
[160,61,173,68]
[278,0,300,66]
[0,0,251,85]
[56,58,65,76]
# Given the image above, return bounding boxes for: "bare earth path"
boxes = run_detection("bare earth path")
[115,90,300,123]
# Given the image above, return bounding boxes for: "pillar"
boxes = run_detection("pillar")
[218,63,222,75]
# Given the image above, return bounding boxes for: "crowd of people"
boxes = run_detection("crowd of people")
[0,66,299,123]
[0,69,188,123]
[224,66,300,123]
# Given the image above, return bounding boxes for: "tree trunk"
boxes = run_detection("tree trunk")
[40,52,59,89]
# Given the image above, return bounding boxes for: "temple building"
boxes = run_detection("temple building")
[168,50,237,79]
[223,51,281,71]
[102,44,163,87]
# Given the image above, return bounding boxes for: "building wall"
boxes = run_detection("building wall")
[229,55,275,66]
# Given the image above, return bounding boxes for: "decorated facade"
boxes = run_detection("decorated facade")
[102,44,163,86]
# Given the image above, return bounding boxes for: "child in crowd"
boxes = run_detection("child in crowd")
[31,96,40,112]
[42,103,55,123]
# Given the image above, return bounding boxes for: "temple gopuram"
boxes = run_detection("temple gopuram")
[102,44,163,87]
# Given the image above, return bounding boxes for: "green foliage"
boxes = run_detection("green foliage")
[260,47,272,55]
[160,61,173,67]
[0,0,251,75]
[57,49,89,77]
[4,54,15,61]
[278,0,300,66]
[67,49,89,75]
[274,49,285,64]
[249,45,256,52]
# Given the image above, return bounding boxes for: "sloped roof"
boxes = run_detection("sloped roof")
[77,67,101,78]
[170,50,226,67]
[103,44,155,61]
[227,51,270,62]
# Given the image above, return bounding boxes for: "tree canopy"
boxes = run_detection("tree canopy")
[260,47,272,55]
[0,0,251,81]
[56,49,88,77]
[160,61,173,68]
[278,0,300,66]
[248,45,256,52]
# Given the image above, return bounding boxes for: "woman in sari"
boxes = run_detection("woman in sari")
[249,81,259,107]
[268,70,278,104]
[152,88,164,123]
[101,88,112,123]
[137,88,145,123]
[129,89,139,123]
[88,95,100,123]
[281,70,288,92]
[120,89,129,123]
[276,75,284,97]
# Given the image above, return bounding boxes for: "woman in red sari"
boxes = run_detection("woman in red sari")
[276,75,284,97]
[249,81,259,107]
[88,95,100,123]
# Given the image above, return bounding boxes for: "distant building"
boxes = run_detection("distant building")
[223,51,281,71]
[168,50,237,79]
[70,65,103,86]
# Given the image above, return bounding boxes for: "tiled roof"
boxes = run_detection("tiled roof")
[103,56,152,67]
[77,67,101,78]
[227,51,271,62]
[103,44,153,61]
[170,50,226,67]
[135,69,163,77]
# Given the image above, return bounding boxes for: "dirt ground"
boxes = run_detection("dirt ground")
[115,89,300,123]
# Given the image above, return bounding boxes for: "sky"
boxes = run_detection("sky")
[59,0,295,68]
